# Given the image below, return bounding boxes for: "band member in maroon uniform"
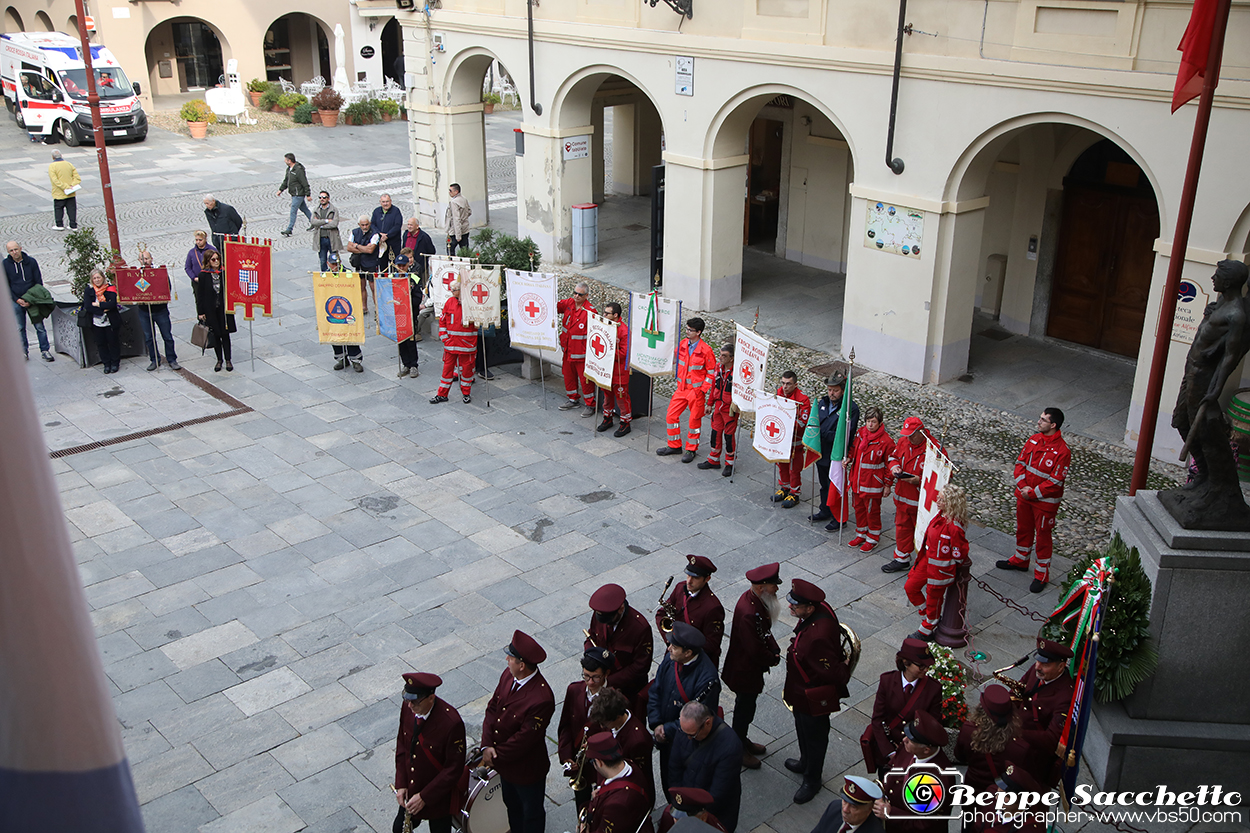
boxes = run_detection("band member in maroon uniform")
[860,638,943,776]
[721,562,782,769]
[393,672,467,833]
[579,733,654,833]
[809,775,885,833]
[659,787,729,833]
[656,555,726,665]
[558,648,613,813]
[588,687,655,803]
[1014,638,1074,787]
[874,711,955,833]
[586,583,654,708]
[954,684,1022,795]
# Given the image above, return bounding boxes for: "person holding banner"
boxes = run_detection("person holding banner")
[698,344,738,477]
[811,372,859,525]
[882,417,935,573]
[430,279,477,404]
[997,407,1070,593]
[771,371,812,508]
[658,318,717,463]
[904,484,970,641]
[597,302,633,437]
[194,250,234,373]
[847,407,892,552]
[392,254,421,379]
[134,249,180,372]
[557,282,597,414]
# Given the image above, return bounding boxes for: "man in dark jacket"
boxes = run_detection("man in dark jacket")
[5,240,53,361]
[649,622,721,796]
[371,193,404,271]
[278,152,312,237]
[669,701,743,832]
[203,195,243,255]
[812,371,860,528]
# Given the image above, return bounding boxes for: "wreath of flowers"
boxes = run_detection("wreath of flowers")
[928,644,969,728]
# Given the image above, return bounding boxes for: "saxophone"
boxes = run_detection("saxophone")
[991,654,1033,702]
[656,575,677,634]
[389,785,414,833]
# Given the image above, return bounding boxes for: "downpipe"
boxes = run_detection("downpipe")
[885,0,907,175]
[528,0,543,115]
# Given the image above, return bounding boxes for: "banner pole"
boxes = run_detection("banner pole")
[839,461,848,546]
[249,319,255,372]
[729,420,738,484]
[646,376,654,453]
[481,326,490,408]
[147,305,160,367]
[538,348,547,409]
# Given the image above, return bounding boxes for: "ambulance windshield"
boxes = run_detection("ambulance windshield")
[57,67,133,100]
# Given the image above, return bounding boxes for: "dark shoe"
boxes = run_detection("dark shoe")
[581,406,596,418]
[333,358,347,370]
[996,558,1030,572]
[351,361,362,373]
[102,366,112,374]
[696,461,720,470]
[793,781,821,805]
[721,466,733,478]
[783,758,806,774]
[596,418,614,433]
[559,399,580,410]
[613,423,631,438]
[656,446,681,456]
[824,519,843,531]
[742,752,761,770]
[882,560,910,573]
[1030,578,1047,593]
[280,229,292,237]
[770,489,789,503]
[305,225,315,232]
[809,510,832,522]
[909,630,935,642]
[146,361,158,371]
[463,395,472,404]
[781,494,799,508]
[41,350,54,362]
[168,361,182,371]
[225,361,234,372]
[681,451,695,464]
[430,395,448,404]
[214,361,223,372]
[479,369,495,380]
[747,740,767,756]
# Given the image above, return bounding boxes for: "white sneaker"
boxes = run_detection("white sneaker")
[53,225,66,231]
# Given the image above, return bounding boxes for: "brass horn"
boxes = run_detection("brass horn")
[655,575,676,634]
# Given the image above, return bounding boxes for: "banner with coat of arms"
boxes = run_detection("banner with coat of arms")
[914,439,954,552]
[429,256,472,319]
[313,271,366,345]
[375,276,414,343]
[752,394,799,463]
[628,291,680,377]
[114,266,172,304]
[223,237,273,320]
[461,264,502,328]
[732,324,770,413]
[505,269,559,351]
[583,311,617,390]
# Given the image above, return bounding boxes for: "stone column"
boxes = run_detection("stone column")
[515,124,596,264]
[661,153,748,310]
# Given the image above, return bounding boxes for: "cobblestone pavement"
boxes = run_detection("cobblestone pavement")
[8,118,1188,833]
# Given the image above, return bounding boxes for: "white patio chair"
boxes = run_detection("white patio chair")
[278,78,297,94]
[205,87,256,126]
[301,76,326,98]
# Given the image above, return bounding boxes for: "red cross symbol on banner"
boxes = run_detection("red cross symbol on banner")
[590,334,606,358]
[524,301,541,320]
[470,283,490,304]
[763,417,782,439]
[442,271,456,289]
[739,361,755,385]
[921,468,941,512]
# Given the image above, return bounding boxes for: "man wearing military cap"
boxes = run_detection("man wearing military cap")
[657,555,726,666]
[1014,638,1074,788]
[783,578,851,805]
[861,637,943,776]
[659,786,729,833]
[586,583,654,707]
[482,630,556,833]
[810,775,885,833]
[721,562,782,769]
[559,648,614,813]
[875,711,955,832]
[649,621,721,796]
[393,672,467,833]
[588,687,655,803]
[579,732,655,833]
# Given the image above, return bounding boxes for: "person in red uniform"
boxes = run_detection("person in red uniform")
[558,282,597,414]
[558,648,614,813]
[772,370,813,509]
[659,786,729,833]
[721,562,782,769]
[783,578,850,804]
[904,485,971,641]
[656,555,726,665]
[430,279,478,405]
[588,687,655,803]
[998,407,1071,593]
[860,638,943,776]
[882,417,938,573]
[579,733,655,833]
[1013,638,1074,788]
[874,711,956,833]
[393,672,467,833]
[657,318,717,463]
[586,584,654,707]
[697,343,738,477]
[847,406,893,553]
[597,301,633,437]
[953,684,1022,796]
[481,630,556,833]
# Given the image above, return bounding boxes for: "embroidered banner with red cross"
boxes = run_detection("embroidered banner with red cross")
[223,237,273,320]
[583,310,617,390]
[461,264,501,328]
[429,256,472,319]
[504,268,559,351]
[913,439,954,552]
[752,394,798,463]
[114,266,172,304]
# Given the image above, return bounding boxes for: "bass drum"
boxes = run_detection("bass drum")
[457,768,509,833]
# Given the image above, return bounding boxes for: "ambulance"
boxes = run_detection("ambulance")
[1,31,147,145]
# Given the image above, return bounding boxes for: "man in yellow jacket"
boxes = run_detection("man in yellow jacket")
[48,150,81,231]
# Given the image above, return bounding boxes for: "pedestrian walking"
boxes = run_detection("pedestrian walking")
[445,183,472,256]
[278,153,312,237]
[49,149,81,231]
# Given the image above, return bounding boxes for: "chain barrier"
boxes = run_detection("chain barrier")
[972,576,1051,624]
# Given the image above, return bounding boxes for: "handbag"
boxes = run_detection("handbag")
[190,322,212,349]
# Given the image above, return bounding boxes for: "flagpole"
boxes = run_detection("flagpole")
[1129,0,1232,494]
[249,319,255,372]
[538,348,548,409]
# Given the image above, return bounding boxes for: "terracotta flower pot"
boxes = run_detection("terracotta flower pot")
[382,112,392,123]
[483,103,495,114]
[319,109,340,127]
[187,120,208,139]
[311,109,321,124]
[285,107,298,116]
[401,110,408,121]
[248,90,262,107]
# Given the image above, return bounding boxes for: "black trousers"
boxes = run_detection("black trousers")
[501,778,545,833]
[793,711,830,785]
[657,742,671,797]
[398,338,420,369]
[92,324,119,368]
[731,691,758,742]
[54,197,78,229]
[393,810,451,833]
[447,234,470,256]
[816,460,832,509]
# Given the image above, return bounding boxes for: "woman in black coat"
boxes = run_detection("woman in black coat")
[194,250,235,371]
[81,268,121,373]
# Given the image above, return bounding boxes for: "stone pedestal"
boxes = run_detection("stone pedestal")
[1091,491,1250,796]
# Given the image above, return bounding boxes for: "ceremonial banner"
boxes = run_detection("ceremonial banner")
[461,264,502,328]
[583,311,617,390]
[913,439,954,552]
[505,269,559,351]
[429,255,472,319]
[376,276,414,343]
[628,290,681,377]
[753,394,798,463]
[223,237,274,320]
[733,324,770,413]
[114,266,172,304]
[313,271,366,345]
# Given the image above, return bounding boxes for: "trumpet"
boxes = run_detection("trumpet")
[583,629,598,648]
[656,575,677,634]
[991,654,1033,702]
[566,726,593,791]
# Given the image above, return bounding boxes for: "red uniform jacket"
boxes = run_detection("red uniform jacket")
[557,681,604,765]
[585,605,654,701]
[1014,430,1070,514]
[394,697,467,821]
[917,514,970,591]
[657,582,726,665]
[888,434,942,506]
[777,385,812,448]
[587,768,655,833]
[558,297,596,359]
[675,338,717,393]
[851,424,894,495]
[870,672,943,749]
[439,296,477,353]
[481,670,555,786]
[721,590,780,696]
[783,604,849,715]
[613,712,656,803]
[882,749,955,833]
[708,365,737,431]
[612,320,630,386]
[1015,666,1074,786]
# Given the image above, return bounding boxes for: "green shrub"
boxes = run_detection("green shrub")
[375,97,399,117]
[277,92,308,109]
[293,102,314,124]
[178,99,216,123]
[482,92,502,105]
[344,100,376,124]
[246,77,269,93]
[472,228,541,271]
[63,227,119,299]
[258,85,283,110]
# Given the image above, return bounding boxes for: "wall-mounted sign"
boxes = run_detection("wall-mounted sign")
[562,135,590,160]
[1171,278,1209,345]
[864,201,924,258]
[360,45,375,59]
[675,56,693,96]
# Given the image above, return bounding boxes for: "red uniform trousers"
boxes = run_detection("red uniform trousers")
[562,354,595,406]
[603,381,632,423]
[665,389,706,451]
[438,351,475,397]
[852,493,883,542]
[707,412,738,465]
[1015,500,1056,581]
[892,500,917,562]
[904,557,947,635]
[776,444,804,491]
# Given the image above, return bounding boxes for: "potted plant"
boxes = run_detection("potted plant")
[473,228,541,371]
[293,102,315,124]
[311,87,344,127]
[246,78,269,107]
[344,100,375,126]
[482,91,501,114]
[179,99,215,139]
[399,101,408,121]
[376,97,399,122]
[55,227,142,367]
[258,85,283,112]
[277,91,307,116]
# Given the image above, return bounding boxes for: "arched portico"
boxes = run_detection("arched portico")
[143,17,230,95]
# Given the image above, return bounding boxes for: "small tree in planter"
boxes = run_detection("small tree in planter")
[277,92,307,115]
[471,228,542,369]
[246,78,269,106]
[343,100,380,126]
[376,97,399,122]
[311,87,344,127]
[179,99,216,139]
[63,226,120,300]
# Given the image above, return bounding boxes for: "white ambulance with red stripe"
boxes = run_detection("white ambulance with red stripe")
[1,31,147,145]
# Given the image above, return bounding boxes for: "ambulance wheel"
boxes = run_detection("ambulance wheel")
[4,96,12,113]
[57,120,80,147]
[15,107,25,129]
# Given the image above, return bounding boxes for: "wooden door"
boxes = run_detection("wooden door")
[1046,183,1159,357]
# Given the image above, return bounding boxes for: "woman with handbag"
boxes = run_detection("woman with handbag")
[860,637,942,777]
[80,268,121,374]
[194,250,235,372]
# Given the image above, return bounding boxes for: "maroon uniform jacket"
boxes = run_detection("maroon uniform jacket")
[953,720,1029,793]
[585,605,654,701]
[612,712,656,802]
[657,581,726,665]
[557,681,604,765]
[394,697,467,821]
[587,767,655,833]
[1016,667,1074,786]
[870,672,943,749]
[659,808,728,833]
[882,749,955,833]
[481,670,556,786]
[720,590,780,696]
[783,603,849,715]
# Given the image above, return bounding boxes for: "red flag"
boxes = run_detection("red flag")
[1172,0,1219,112]
[224,237,274,320]
[113,265,171,304]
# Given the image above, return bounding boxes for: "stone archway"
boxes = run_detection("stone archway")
[143,17,229,94]
[265,13,333,86]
